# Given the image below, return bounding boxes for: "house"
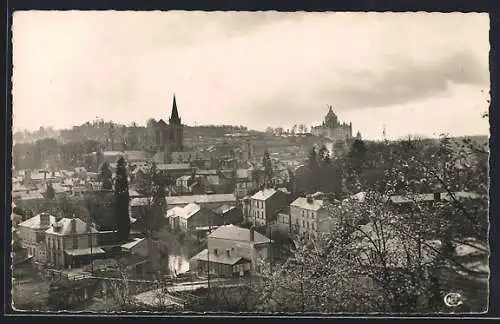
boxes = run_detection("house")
[45,217,103,269]
[289,196,330,235]
[249,188,288,226]
[214,204,243,225]
[189,225,272,277]
[166,203,221,233]
[120,237,150,277]
[17,212,57,259]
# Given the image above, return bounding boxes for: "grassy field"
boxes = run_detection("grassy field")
[11,280,51,312]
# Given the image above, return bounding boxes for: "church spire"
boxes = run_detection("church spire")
[169,94,181,124]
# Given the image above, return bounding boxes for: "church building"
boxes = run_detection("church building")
[145,95,184,162]
[312,105,353,142]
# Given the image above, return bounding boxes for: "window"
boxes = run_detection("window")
[311,212,315,220]
[302,220,305,227]
[306,222,309,229]
[302,210,305,217]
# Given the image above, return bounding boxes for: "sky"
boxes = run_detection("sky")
[12,11,490,140]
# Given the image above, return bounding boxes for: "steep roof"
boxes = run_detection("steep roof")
[45,217,98,235]
[251,188,278,201]
[169,94,181,124]
[18,213,57,230]
[290,197,324,211]
[208,224,271,244]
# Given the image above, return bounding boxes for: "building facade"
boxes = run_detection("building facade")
[189,225,271,277]
[17,212,57,259]
[289,196,330,235]
[249,188,288,227]
[45,217,101,269]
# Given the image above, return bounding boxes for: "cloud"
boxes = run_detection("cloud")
[12,11,490,139]
[316,51,489,110]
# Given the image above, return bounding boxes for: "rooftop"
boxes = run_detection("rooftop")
[214,204,236,215]
[291,197,324,211]
[121,237,145,250]
[190,248,248,266]
[167,194,236,205]
[251,188,278,201]
[156,163,191,171]
[18,213,57,230]
[46,217,98,235]
[208,224,271,244]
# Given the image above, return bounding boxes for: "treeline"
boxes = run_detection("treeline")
[293,135,488,199]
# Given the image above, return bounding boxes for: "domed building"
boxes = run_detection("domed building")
[312,105,353,142]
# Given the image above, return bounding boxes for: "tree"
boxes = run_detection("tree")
[44,183,55,200]
[262,150,273,184]
[114,157,130,242]
[99,162,113,191]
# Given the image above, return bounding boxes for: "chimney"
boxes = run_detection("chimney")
[306,195,314,203]
[250,226,255,242]
[71,218,77,234]
[40,212,50,227]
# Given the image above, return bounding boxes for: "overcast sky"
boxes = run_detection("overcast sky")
[12,11,489,140]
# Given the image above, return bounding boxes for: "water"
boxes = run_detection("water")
[155,228,204,276]
[167,254,189,275]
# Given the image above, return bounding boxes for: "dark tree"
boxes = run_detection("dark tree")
[99,162,113,190]
[114,157,130,242]
[45,183,56,200]
[262,150,273,184]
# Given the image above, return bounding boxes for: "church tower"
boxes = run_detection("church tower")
[168,94,183,152]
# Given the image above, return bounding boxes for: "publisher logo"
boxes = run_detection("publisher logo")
[444,292,464,307]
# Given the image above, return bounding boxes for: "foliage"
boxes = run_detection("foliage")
[84,191,116,231]
[260,132,488,313]
[44,183,55,200]
[262,150,273,184]
[99,162,113,191]
[114,157,130,242]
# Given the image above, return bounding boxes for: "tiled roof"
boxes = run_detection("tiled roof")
[208,224,271,244]
[190,248,248,265]
[123,150,149,161]
[214,204,236,215]
[166,194,236,205]
[121,238,145,250]
[18,213,57,229]
[157,163,191,171]
[65,247,105,256]
[166,203,202,220]
[130,197,155,207]
[251,189,278,201]
[182,203,201,220]
[291,197,324,211]
[45,217,98,235]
